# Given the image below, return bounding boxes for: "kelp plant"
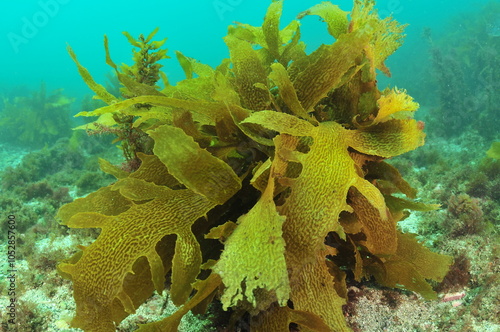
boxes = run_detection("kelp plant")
[57,1,452,331]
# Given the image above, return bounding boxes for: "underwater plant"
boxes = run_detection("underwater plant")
[445,193,485,237]
[57,1,453,331]
[486,141,500,159]
[0,82,74,148]
[71,28,167,172]
[424,1,500,138]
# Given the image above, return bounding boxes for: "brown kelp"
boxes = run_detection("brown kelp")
[57,1,452,331]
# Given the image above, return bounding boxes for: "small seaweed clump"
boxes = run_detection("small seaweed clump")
[57,1,452,331]
[445,193,485,237]
[486,141,500,160]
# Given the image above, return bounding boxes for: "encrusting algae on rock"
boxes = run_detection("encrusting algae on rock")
[56,1,453,331]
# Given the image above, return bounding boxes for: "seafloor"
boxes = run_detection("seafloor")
[0,120,498,331]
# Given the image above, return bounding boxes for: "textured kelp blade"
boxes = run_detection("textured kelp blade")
[225,0,290,63]
[385,195,440,213]
[352,176,388,221]
[251,304,331,332]
[349,187,397,255]
[262,0,283,59]
[227,23,264,46]
[118,72,165,97]
[176,50,194,79]
[57,186,132,224]
[67,45,118,105]
[131,107,173,128]
[214,182,289,310]
[172,110,206,143]
[298,2,349,38]
[279,20,305,66]
[251,304,292,332]
[350,238,364,282]
[373,89,419,124]
[174,51,216,93]
[396,233,453,282]
[73,112,117,131]
[370,232,453,299]
[226,104,277,146]
[371,17,407,76]
[136,273,221,332]
[224,35,270,111]
[250,158,272,192]
[366,161,418,199]
[243,118,393,270]
[241,110,316,137]
[278,124,354,263]
[181,51,214,78]
[374,260,438,299]
[112,178,174,201]
[58,188,215,331]
[104,35,119,70]
[205,221,238,242]
[129,153,180,188]
[163,74,215,102]
[269,63,317,123]
[76,95,228,125]
[290,252,350,331]
[99,158,129,179]
[348,119,425,158]
[148,124,241,205]
[212,71,241,106]
[349,0,407,76]
[114,256,157,324]
[293,29,369,111]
